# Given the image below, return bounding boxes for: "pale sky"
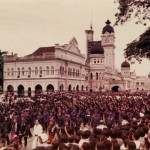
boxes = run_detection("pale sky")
[0,0,149,76]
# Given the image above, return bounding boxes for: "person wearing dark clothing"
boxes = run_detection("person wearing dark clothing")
[0,117,12,145]
[10,118,20,143]
[18,118,29,149]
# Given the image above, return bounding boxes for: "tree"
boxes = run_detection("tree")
[124,27,150,62]
[114,0,150,62]
[114,0,150,26]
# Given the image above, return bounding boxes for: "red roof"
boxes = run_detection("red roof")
[27,46,55,57]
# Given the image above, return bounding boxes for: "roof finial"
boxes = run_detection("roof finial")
[105,20,111,25]
[90,9,93,30]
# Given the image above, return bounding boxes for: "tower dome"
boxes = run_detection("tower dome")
[90,44,104,54]
[121,60,130,68]
[102,20,114,34]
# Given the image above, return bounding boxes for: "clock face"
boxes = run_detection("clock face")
[109,37,114,43]
[104,37,109,43]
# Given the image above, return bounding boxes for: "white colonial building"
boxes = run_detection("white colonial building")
[3,20,150,96]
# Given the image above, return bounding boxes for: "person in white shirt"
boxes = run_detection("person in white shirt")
[78,130,91,148]
[31,119,43,149]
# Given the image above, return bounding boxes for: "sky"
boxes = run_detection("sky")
[0,0,149,76]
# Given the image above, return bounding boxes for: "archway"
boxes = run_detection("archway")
[68,84,72,91]
[76,85,79,91]
[35,84,42,95]
[7,85,14,94]
[86,86,88,91]
[112,86,119,92]
[28,87,31,97]
[59,84,64,92]
[81,85,84,91]
[47,84,54,92]
[7,85,14,95]
[17,85,24,97]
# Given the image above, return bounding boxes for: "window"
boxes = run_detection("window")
[76,69,80,77]
[51,66,54,75]
[96,72,98,80]
[76,69,78,77]
[7,68,10,76]
[73,68,75,77]
[39,67,42,75]
[68,68,71,76]
[11,68,14,76]
[78,70,80,77]
[22,67,25,76]
[46,66,49,75]
[35,67,38,75]
[136,82,139,86]
[28,67,31,75]
[17,68,20,76]
[94,59,96,64]
[60,66,64,75]
[141,82,144,86]
[90,73,93,80]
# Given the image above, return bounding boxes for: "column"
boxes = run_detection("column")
[65,62,68,92]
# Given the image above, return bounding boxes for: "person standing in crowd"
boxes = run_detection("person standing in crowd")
[47,119,57,144]
[10,117,20,143]
[61,120,74,138]
[18,117,29,149]
[0,117,11,145]
[32,119,43,150]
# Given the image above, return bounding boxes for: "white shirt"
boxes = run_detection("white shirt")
[96,124,107,130]
[33,124,43,136]
[78,138,89,148]
[134,140,141,149]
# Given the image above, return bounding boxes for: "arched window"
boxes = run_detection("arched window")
[76,69,78,77]
[78,70,80,77]
[51,66,54,75]
[7,68,10,76]
[46,66,49,75]
[90,73,93,80]
[39,66,42,75]
[99,73,101,79]
[73,68,75,77]
[96,72,98,80]
[35,67,38,75]
[28,67,31,75]
[22,67,25,76]
[11,68,14,76]
[17,67,20,76]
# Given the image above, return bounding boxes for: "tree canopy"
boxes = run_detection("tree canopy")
[114,0,150,62]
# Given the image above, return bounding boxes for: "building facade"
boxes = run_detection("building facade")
[3,20,150,96]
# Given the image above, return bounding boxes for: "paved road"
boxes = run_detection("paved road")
[21,138,33,150]
[21,128,33,150]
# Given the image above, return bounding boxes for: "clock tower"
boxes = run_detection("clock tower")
[101,20,115,72]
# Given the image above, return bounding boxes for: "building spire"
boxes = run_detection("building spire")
[90,9,93,30]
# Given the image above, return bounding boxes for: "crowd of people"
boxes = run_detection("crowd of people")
[0,90,150,150]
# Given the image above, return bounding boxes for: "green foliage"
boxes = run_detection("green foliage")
[114,0,150,26]
[114,0,150,62]
[124,27,150,62]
